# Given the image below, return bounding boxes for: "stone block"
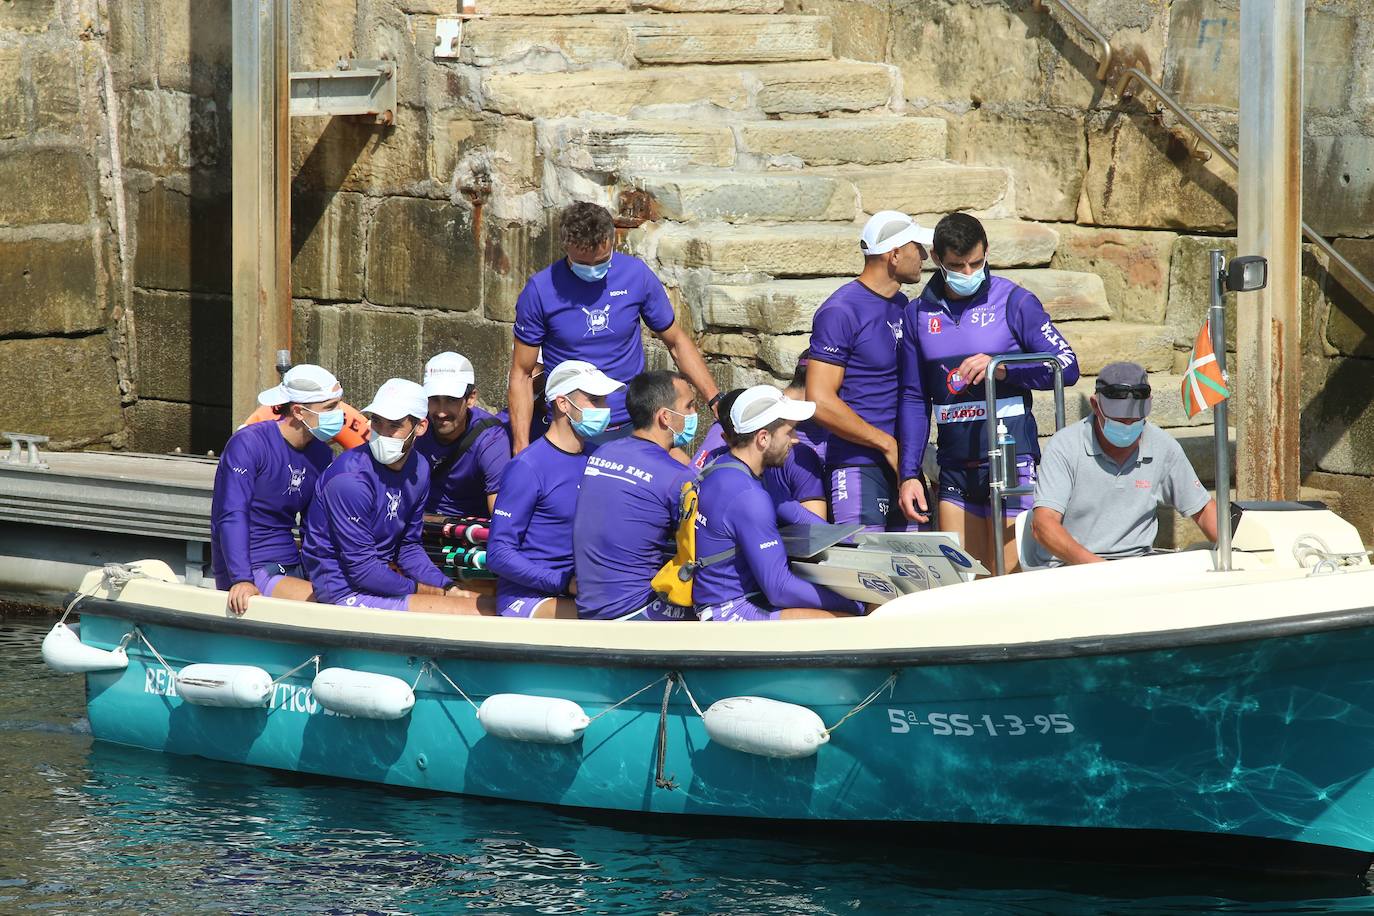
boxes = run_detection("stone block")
[1304,135,1374,239]
[0,0,54,32]
[1304,472,1374,547]
[708,359,780,394]
[1165,235,1237,351]
[543,119,736,173]
[700,331,758,360]
[150,0,231,95]
[292,114,431,197]
[1083,113,1235,232]
[122,88,220,173]
[700,277,846,334]
[0,234,102,336]
[634,0,779,11]
[758,333,809,376]
[1050,225,1175,325]
[1301,350,1374,478]
[460,16,633,69]
[630,171,855,223]
[125,398,231,455]
[0,334,121,442]
[332,309,424,406]
[947,110,1086,223]
[106,0,154,89]
[628,14,831,65]
[982,220,1059,268]
[739,117,945,166]
[485,66,749,119]
[654,223,859,277]
[821,163,1008,219]
[1059,321,1173,376]
[0,48,22,138]
[995,270,1111,321]
[367,197,482,310]
[783,0,885,61]
[291,191,365,302]
[431,116,538,193]
[131,289,232,406]
[476,0,628,13]
[133,184,232,293]
[753,61,897,115]
[1172,425,1233,488]
[421,311,514,400]
[291,0,358,70]
[28,47,83,134]
[483,215,556,323]
[0,147,91,226]
[889,1,1041,106]
[1325,238,1374,359]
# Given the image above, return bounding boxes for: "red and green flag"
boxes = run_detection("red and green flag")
[1182,318,1229,418]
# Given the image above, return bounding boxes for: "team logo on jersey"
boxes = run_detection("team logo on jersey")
[946,366,968,394]
[887,318,903,346]
[284,463,307,496]
[928,316,942,335]
[582,303,612,335]
[384,488,402,521]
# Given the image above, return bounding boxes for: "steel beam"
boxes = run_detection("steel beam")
[231,0,292,426]
[1236,0,1303,500]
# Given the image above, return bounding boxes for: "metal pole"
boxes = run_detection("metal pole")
[1210,250,1233,572]
[231,0,292,426]
[1236,0,1303,501]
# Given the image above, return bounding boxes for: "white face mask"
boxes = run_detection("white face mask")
[368,426,415,465]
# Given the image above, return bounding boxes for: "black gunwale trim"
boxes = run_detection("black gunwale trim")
[71,594,1374,670]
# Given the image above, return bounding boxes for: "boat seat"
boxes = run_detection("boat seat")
[1015,508,1045,571]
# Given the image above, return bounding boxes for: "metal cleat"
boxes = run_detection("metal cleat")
[1,432,50,470]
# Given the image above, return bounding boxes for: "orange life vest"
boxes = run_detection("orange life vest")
[240,402,371,450]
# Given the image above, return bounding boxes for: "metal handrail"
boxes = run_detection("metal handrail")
[1029,0,1374,307]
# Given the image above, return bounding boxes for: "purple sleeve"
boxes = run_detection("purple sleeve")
[732,487,863,613]
[1004,288,1081,390]
[639,263,676,333]
[513,278,546,347]
[477,427,512,495]
[395,486,448,589]
[323,474,418,598]
[775,499,827,527]
[808,303,854,368]
[897,307,932,480]
[211,434,258,584]
[487,459,571,595]
[785,445,826,503]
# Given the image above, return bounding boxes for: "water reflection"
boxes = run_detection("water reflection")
[1,618,1371,914]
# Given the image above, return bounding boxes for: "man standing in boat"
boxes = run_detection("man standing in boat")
[807,211,932,534]
[694,385,866,622]
[506,201,719,452]
[300,379,484,614]
[415,351,512,517]
[572,370,697,621]
[211,364,341,615]
[488,359,623,618]
[1028,362,1218,566]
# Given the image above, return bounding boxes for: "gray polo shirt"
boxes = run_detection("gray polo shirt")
[1028,418,1211,566]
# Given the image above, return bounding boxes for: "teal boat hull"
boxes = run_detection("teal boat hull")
[74,596,1374,875]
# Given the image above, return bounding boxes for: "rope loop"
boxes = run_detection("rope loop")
[416,660,481,712]
[824,671,900,736]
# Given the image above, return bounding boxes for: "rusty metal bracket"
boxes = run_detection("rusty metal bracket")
[289,58,396,126]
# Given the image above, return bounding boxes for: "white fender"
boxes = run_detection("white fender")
[702,696,829,759]
[175,664,273,708]
[311,668,414,720]
[477,693,590,744]
[41,622,129,674]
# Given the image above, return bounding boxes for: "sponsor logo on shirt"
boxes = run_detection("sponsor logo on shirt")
[928,316,942,335]
[494,508,512,518]
[582,302,612,336]
[834,468,849,502]
[758,539,779,550]
[887,318,903,347]
[877,498,890,516]
[820,344,841,355]
[231,465,249,475]
[970,308,997,328]
[609,289,629,297]
[384,489,401,521]
[1135,480,1151,489]
[946,367,967,394]
[284,463,307,496]
[934,398,1026,424]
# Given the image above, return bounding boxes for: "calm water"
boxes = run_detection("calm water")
[3,615,1374,915]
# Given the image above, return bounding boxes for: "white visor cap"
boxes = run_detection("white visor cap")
[423,351,476,399]
[362,378,429,421]
[860,210,934,256]
[545,359,624,403]
[730,385,816,435]
[258,364,342,406]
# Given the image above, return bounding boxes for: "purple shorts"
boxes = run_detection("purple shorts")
[615,597,693,621]
[829,465,926,534]
[938,457,1036,518]
[336,591,411,612]
[251,562,303,598]
[496,581,564,618]
[696,595,782,622]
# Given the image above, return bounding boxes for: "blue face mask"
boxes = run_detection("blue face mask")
[569,401,611,439]
[943,265,986,298]
[1100,416,1144,448]
[569,255,611,283]
[304,406,345,442]
[669,410,698,449]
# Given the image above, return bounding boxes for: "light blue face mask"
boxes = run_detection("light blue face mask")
[943,265,986,298]
[303,406,345,442]
[1101,416,1144,447]
[668,410,698,449]
[569,401,611,439]
[569,255,611,283]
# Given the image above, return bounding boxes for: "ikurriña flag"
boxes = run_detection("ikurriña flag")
[1182,319,1229,418]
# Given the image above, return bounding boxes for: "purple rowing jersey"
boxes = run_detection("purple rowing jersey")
[487,437,587,603]
[514,254,677,426]
[573,435,693,619]
[692,460,863,613]
[300,445,449,604]
[414,406,512,516]
[692,424,826,525]
[808,280,907,469]
[211,420,333,589]
[898,272,1080,478]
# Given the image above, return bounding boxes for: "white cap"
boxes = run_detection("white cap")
[544,359,623,402]
[362,378,428,421]
[730,385,816,435]
[859,210,934,256]
[257,364,342,406]
[423,351,476,399]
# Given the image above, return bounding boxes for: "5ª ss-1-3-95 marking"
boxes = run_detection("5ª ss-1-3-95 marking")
[886,708,1075,737]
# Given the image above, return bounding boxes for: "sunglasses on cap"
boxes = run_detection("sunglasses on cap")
[1096,382,1151,400]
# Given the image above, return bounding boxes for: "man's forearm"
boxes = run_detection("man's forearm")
[814,394,894,452]
[508,371,534,453]
[1031,510,1102,565]
[666,335,719,404]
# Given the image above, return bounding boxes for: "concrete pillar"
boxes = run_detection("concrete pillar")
[1235,0,1303,500]
[231,0,292,423]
